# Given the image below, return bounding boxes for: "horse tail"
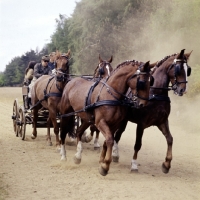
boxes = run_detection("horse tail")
[67,115,76,138]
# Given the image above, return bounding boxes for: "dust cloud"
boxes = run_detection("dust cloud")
[116,0,200,134]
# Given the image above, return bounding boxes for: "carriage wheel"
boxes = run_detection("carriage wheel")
[18,106,26,140]
[12,99,19,136]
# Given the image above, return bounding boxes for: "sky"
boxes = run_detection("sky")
[0,0,80,72]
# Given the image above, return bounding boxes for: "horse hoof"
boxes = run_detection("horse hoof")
[94,146,100,150]
[56,147,61,152]
[61,156,67,161]
[99,166,108,176]
[162,163,170,174]
[112,156,119,162]
[48,142,53,146]
[31,135,36,139]
[130,168,138,172]
[74,156,81,164]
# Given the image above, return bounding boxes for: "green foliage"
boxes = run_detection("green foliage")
[2,48,48,86]
[0,73,5,86]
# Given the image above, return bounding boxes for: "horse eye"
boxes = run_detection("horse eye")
[187,67,191,77]
[137,81,146,90]
[150,76,154,86]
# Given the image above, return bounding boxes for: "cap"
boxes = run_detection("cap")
[42,55,50,61]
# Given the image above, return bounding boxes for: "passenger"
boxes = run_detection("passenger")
[23,61,36,86]
[23,61,36,109]
[28,55,52,106]
[48,52,56,71]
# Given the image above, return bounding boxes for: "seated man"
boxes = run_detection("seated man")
[28,55,52,107]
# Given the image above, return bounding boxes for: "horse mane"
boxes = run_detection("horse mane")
[155,53,178,68]
[111,60,143,75]
[150,53,178,76]
[93,65,99,77]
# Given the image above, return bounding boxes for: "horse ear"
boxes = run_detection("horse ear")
[149,61,157,69]
[142,61,150,71]
[67,49,71,57]
[108,56,113,63]
[99,54,103,63]
[177,49,185,59]
[185,50,193,60]
[55,50,60,59]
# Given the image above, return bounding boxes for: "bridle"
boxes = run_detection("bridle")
[150,56,191,92]
[167,57,191,91]
[96,61,112,78]
[100,64,151,104]
[54,55,70,83]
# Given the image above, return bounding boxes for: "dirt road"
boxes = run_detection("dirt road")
[0,87,199,200]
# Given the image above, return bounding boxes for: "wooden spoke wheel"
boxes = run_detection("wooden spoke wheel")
[12,99,19,136]
[18,106,26,140]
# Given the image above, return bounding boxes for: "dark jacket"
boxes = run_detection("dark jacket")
[34,63,52,79]
[48,62,55,70]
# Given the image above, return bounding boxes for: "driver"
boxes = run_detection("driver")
[28,55,52,107]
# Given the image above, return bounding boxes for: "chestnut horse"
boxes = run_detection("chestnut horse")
[31,50,71,148]
[112,49,192,173]
[81,55,114,148]
[59,60,154,176]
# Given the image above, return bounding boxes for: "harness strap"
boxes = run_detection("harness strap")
[149,94,171,102]
[31,76,63,110]
[59,100,122,118]
[85,79,100,108]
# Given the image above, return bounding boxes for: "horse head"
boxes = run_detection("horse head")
[167,49,192,96]
[93,55,113,78]
[128,61,153,108]
[54,50,71,82]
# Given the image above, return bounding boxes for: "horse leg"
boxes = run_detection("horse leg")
[157,120,173,173]
[112,120,128,162]
[49,110,60,151]
[31,108,39,139]
[98,120,114,176]
[60,116,74,161]
[74,121,90,164]
[94,128,100,149]
[99,140,107,163]
[130,124,144,172]
[81,124,94,143]
[46,117,53,146]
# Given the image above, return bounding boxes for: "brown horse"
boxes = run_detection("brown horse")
[81,55,114,148]
[112,49,192,173]
[59,59,154,176]
[31,50,71,148]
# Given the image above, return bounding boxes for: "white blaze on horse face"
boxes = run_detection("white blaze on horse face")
[106,64,111,76]
[183,63,188,93]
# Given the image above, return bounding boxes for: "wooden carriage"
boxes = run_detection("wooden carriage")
[11,85,80,140]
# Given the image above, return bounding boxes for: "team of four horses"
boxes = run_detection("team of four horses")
[30,49,192,176]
